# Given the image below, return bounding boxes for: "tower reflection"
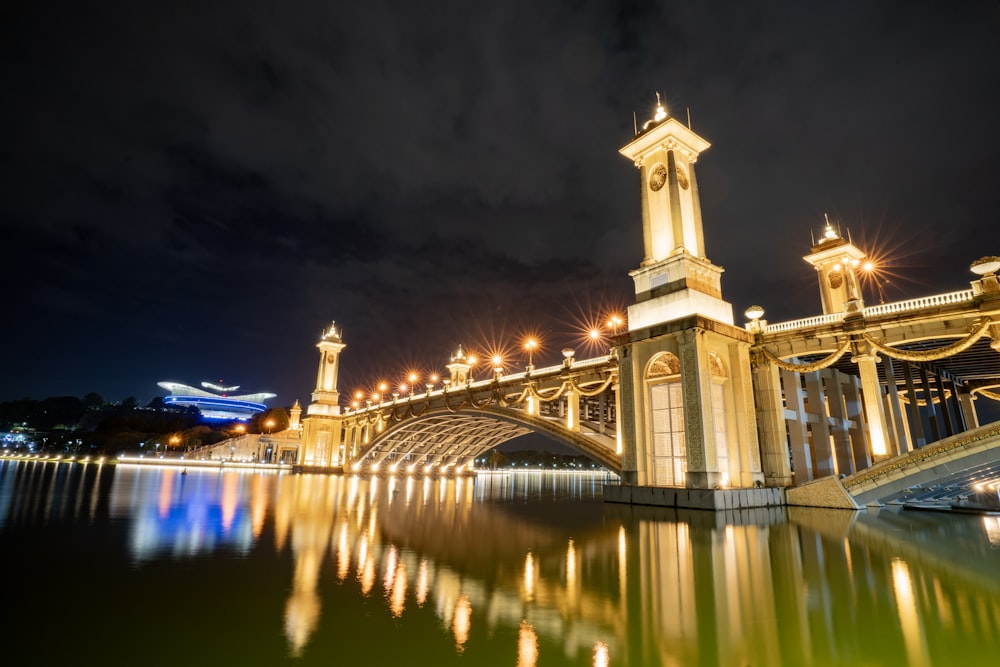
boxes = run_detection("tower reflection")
[94,466,1000,665]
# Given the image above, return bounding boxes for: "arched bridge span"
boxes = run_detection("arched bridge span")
[339,355,622,475]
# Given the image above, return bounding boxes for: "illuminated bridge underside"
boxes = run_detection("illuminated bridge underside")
[843,421,1000,506]
[359,408,621,474]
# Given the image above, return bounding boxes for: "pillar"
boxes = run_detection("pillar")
[842,374,871,471]
[901,362,926,448]
[823,369,856,476]
[753,359,792,487]
[882,356,909,455]
[934,372,954,436]
[918,366,941,441]
[958,389,980,429]
[678,328,721,489]
[853,347,890,459]
[804,371,834,477]
[613,378,623,456]
[617,347,638,484]
[729,341,765,487]
[565,389,579,432]
[781,368,813,484]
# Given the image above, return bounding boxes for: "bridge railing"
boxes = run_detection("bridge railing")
[347,355,616,415]
[861,289,974,318]
[762,313,843,334]
[761,289,977,334]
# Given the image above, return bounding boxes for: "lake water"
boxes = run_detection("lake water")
[2,460,999,666]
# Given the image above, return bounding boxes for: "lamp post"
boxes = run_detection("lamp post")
[744,305,766,334]
[263,419,276,463]
[524,338,538,372]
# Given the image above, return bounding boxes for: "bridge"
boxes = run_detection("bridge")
[753,257,1000,508]
[306,349,622,475]
[287,100,1000,510]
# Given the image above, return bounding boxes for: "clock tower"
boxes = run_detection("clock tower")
[619,96,734,329]
[300,321,347,467]
[610,96,766,500]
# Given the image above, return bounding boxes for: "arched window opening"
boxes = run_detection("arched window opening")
[646,352,685,486]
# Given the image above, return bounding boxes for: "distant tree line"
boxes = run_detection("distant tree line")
[0,393,290,456]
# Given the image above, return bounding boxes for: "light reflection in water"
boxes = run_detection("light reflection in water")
[416,559,429,606]
[336,522,350,581]
[383,544,398,594]
[593,641,610,667]
[892,559,930,667]
[453,595,471,652]
[7,463,1000,665]
[523,551,536,601]
[984,516,1000,546]
[517,619,538,667]
[390,560,408,618]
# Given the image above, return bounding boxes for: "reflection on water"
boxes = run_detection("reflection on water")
[2,461,1000,665]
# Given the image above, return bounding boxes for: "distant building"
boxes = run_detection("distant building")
[157,381,276,421]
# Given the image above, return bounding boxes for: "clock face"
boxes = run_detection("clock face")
[648,163,668,191]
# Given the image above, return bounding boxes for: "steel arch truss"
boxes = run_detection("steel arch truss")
[349,406,621,475]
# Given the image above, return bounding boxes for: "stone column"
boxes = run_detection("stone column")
[678,328,721,489]
[958,388,980,430]
[781,368,813,484]
[843,374,872,471]
[753,359,792,487]
[823,369,856,475]
[901,362,926,448]
[853,346,891,460]
[564,389,579,432]
[804,371,834,477]
[613,378,623,456]
[730,341,765,487]
[882,356,909,455]
[617,346,639,485]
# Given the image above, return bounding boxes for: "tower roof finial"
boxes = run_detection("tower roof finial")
[654,92,667,122]
[822,213,840,241]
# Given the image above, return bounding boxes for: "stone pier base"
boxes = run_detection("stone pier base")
[603,484,785,510]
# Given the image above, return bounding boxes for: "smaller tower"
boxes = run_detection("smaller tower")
[289,399,302,431]
[446,345,472,385]
[803,216,866,314]
[309,321,346,416]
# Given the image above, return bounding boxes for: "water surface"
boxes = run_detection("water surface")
[2,460,998,666]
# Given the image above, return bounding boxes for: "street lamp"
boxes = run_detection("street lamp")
[524,338,538,371]
[467,355,477,383]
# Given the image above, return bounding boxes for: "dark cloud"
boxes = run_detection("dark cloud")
[2,0,998,404]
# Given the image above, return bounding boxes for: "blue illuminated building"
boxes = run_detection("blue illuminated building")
[157,380,276,421]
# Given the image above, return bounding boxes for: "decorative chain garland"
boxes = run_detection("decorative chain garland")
[861,318,993,362]
[760,338,851,373]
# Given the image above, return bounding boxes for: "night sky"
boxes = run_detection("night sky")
[2,1,998,407]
